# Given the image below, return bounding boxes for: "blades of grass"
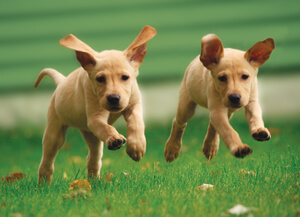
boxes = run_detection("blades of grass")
[74,169,80,181]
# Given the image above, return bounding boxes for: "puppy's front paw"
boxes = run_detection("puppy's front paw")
[106,134,126,150]
[232,145,253,158]
[126,140,146,162]
[252,128,271,141]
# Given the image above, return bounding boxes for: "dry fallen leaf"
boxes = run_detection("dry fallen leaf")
[69,179,91,191]
[1,202,6,208]
[106,173,114,182]
[195,183,214,191]
[1,173,26,183]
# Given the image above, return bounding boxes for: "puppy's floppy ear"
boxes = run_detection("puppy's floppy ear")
[124,25,157,69]
[245,38,275,67]
[60,34,97,71]
[200,34,224,70]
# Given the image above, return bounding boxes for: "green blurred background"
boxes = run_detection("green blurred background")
[1,0,300,90]
[1,0,300,128]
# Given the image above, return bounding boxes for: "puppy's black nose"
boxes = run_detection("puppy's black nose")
[107,94,120,105]
[228,94,241,104]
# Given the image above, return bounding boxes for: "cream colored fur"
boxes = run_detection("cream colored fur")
[36,26,156,183]
[164,34,275,162]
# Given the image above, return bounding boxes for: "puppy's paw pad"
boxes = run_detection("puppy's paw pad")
[252,128,271,141]
[107,135,126,150]
[233,146,253,158]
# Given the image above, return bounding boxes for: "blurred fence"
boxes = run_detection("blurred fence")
[1,0,300,93]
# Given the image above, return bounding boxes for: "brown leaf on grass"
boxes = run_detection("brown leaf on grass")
[1,173,26,183]
[106,173,114,182]
[69,179,91,191]
[1,202,6,208]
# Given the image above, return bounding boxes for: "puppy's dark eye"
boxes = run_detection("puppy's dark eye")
[242,74,249,80]
[96,76,106,83]
[122,75,129,81]
[218,75,227,82]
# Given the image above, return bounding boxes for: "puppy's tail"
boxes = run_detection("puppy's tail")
[34,68,66,88]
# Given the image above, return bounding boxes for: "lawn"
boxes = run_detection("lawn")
[0,116,299,216]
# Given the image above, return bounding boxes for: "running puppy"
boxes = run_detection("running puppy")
[164,34,274,162]
[35,26,156,183]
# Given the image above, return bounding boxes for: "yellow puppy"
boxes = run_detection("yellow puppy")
[35,26,156,183]
[164,34,275,162]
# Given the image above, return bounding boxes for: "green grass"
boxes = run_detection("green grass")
[1,0,300,91]
[0,116,299,216]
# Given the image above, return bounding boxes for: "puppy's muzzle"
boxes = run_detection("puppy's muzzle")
[107,94,120,106]
[228,94,241,107]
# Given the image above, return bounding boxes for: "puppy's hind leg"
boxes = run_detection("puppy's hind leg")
[81,130,103,179]
[202,123,220,160]
[164,84,196,162]
[38,102,67,184]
